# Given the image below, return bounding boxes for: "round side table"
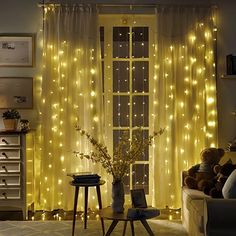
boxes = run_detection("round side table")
[70,180,105,236]
[100,206,159,236]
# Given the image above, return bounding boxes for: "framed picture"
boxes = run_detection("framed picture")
[0,34,35,67]
[130,189,147,208]
[0,77,33,109]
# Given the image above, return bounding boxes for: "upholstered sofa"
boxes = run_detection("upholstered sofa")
[182,171,236,236]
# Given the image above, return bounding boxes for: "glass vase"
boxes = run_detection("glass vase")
[111,179,125,213]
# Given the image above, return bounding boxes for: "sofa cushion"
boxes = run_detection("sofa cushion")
[222,169,236,199]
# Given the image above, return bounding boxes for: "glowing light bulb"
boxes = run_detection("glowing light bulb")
[93,116,99,122]
[207,97,214,104]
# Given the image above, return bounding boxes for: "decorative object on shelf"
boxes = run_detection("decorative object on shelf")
[67,172,101,184]
[20,119,30,131]
[2,109,21,131]
[74,125,165,213]
[226,54,236,75]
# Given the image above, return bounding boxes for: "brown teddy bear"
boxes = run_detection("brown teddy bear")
[184,147,225,191]
[205,160,236,198]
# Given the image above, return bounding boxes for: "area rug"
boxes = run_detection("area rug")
[0,220,187,236]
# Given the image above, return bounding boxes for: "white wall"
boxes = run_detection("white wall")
[0,0,42,130]
[216,0,236,148]
[0,0,236,149]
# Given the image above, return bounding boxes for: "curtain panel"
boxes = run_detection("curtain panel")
[151,6,218,208]
[35,5,107,211]
[35,4,218,211]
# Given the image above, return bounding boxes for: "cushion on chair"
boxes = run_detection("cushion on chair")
[222,169,236,199]
[127,207,160,219]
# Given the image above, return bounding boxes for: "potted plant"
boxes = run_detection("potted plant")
[2,109,21,131]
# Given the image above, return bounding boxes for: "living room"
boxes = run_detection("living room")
[0,0,236,235]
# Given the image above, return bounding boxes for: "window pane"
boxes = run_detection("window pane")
[100,27,104,59]
[113,129,129,154]
[132,96,149,127]
[123,174,131,194]
[132,129,149,161]
[113,27,129,58]
[113,96,130,127]
[113,61,130,92]
[132,27,149,58]
[113,130,130,194]
[102,61,104,92]
[132,61,149,93]
[132,164,149,194]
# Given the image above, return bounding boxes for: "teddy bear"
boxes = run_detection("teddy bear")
[184,147,225,192]
[204,160,236,198]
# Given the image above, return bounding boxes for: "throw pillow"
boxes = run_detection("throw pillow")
[222,169,236,198]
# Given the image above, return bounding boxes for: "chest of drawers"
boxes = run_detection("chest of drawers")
[0,131,26,219]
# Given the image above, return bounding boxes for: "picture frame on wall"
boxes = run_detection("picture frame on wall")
[0,77,33,109]
[0,34,35,67]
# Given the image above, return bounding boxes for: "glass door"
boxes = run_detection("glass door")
[99,14,156,203]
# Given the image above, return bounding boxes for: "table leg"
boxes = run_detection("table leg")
[96,185,105,235]
[72,186,79,236]
[84,186,88,229]
[140,219,155,236]
[130,220,135,236]
[122,221,128,236]
[105,220,119,236]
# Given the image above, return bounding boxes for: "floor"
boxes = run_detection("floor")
[29,207,182,221]
[0,207,185,235]
[0,219,188,236]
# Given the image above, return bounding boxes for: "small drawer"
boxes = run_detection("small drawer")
[0,149,20,160]
[0,188,20,199]
[0,162,20,173]
[0,136,20,146]
[0,175,20,186]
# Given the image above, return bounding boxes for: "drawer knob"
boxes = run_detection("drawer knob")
[2,152,8,158]
[2,179,6,183]
[1,166,6,169]
[1,139,9,144]
[2,192,7,198]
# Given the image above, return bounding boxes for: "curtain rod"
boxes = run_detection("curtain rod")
[38,3,217,10]
[38,1,217,8]
[38,3,156,7]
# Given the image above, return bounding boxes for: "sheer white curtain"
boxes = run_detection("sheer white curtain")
[35,4,107,211]
[151,6,218,208]
[35,4,218,211]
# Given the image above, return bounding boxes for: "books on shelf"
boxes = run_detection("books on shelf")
[226,54,236,75]
[227,141,236,152]
[67,172,101,183]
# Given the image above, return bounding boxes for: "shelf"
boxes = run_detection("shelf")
[221,75,236,79]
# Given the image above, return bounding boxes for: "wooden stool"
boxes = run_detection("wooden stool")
[70,180,105,236]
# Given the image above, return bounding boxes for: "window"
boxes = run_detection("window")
[99,15,155,198]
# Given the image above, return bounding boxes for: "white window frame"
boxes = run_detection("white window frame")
[99,14,156,204]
